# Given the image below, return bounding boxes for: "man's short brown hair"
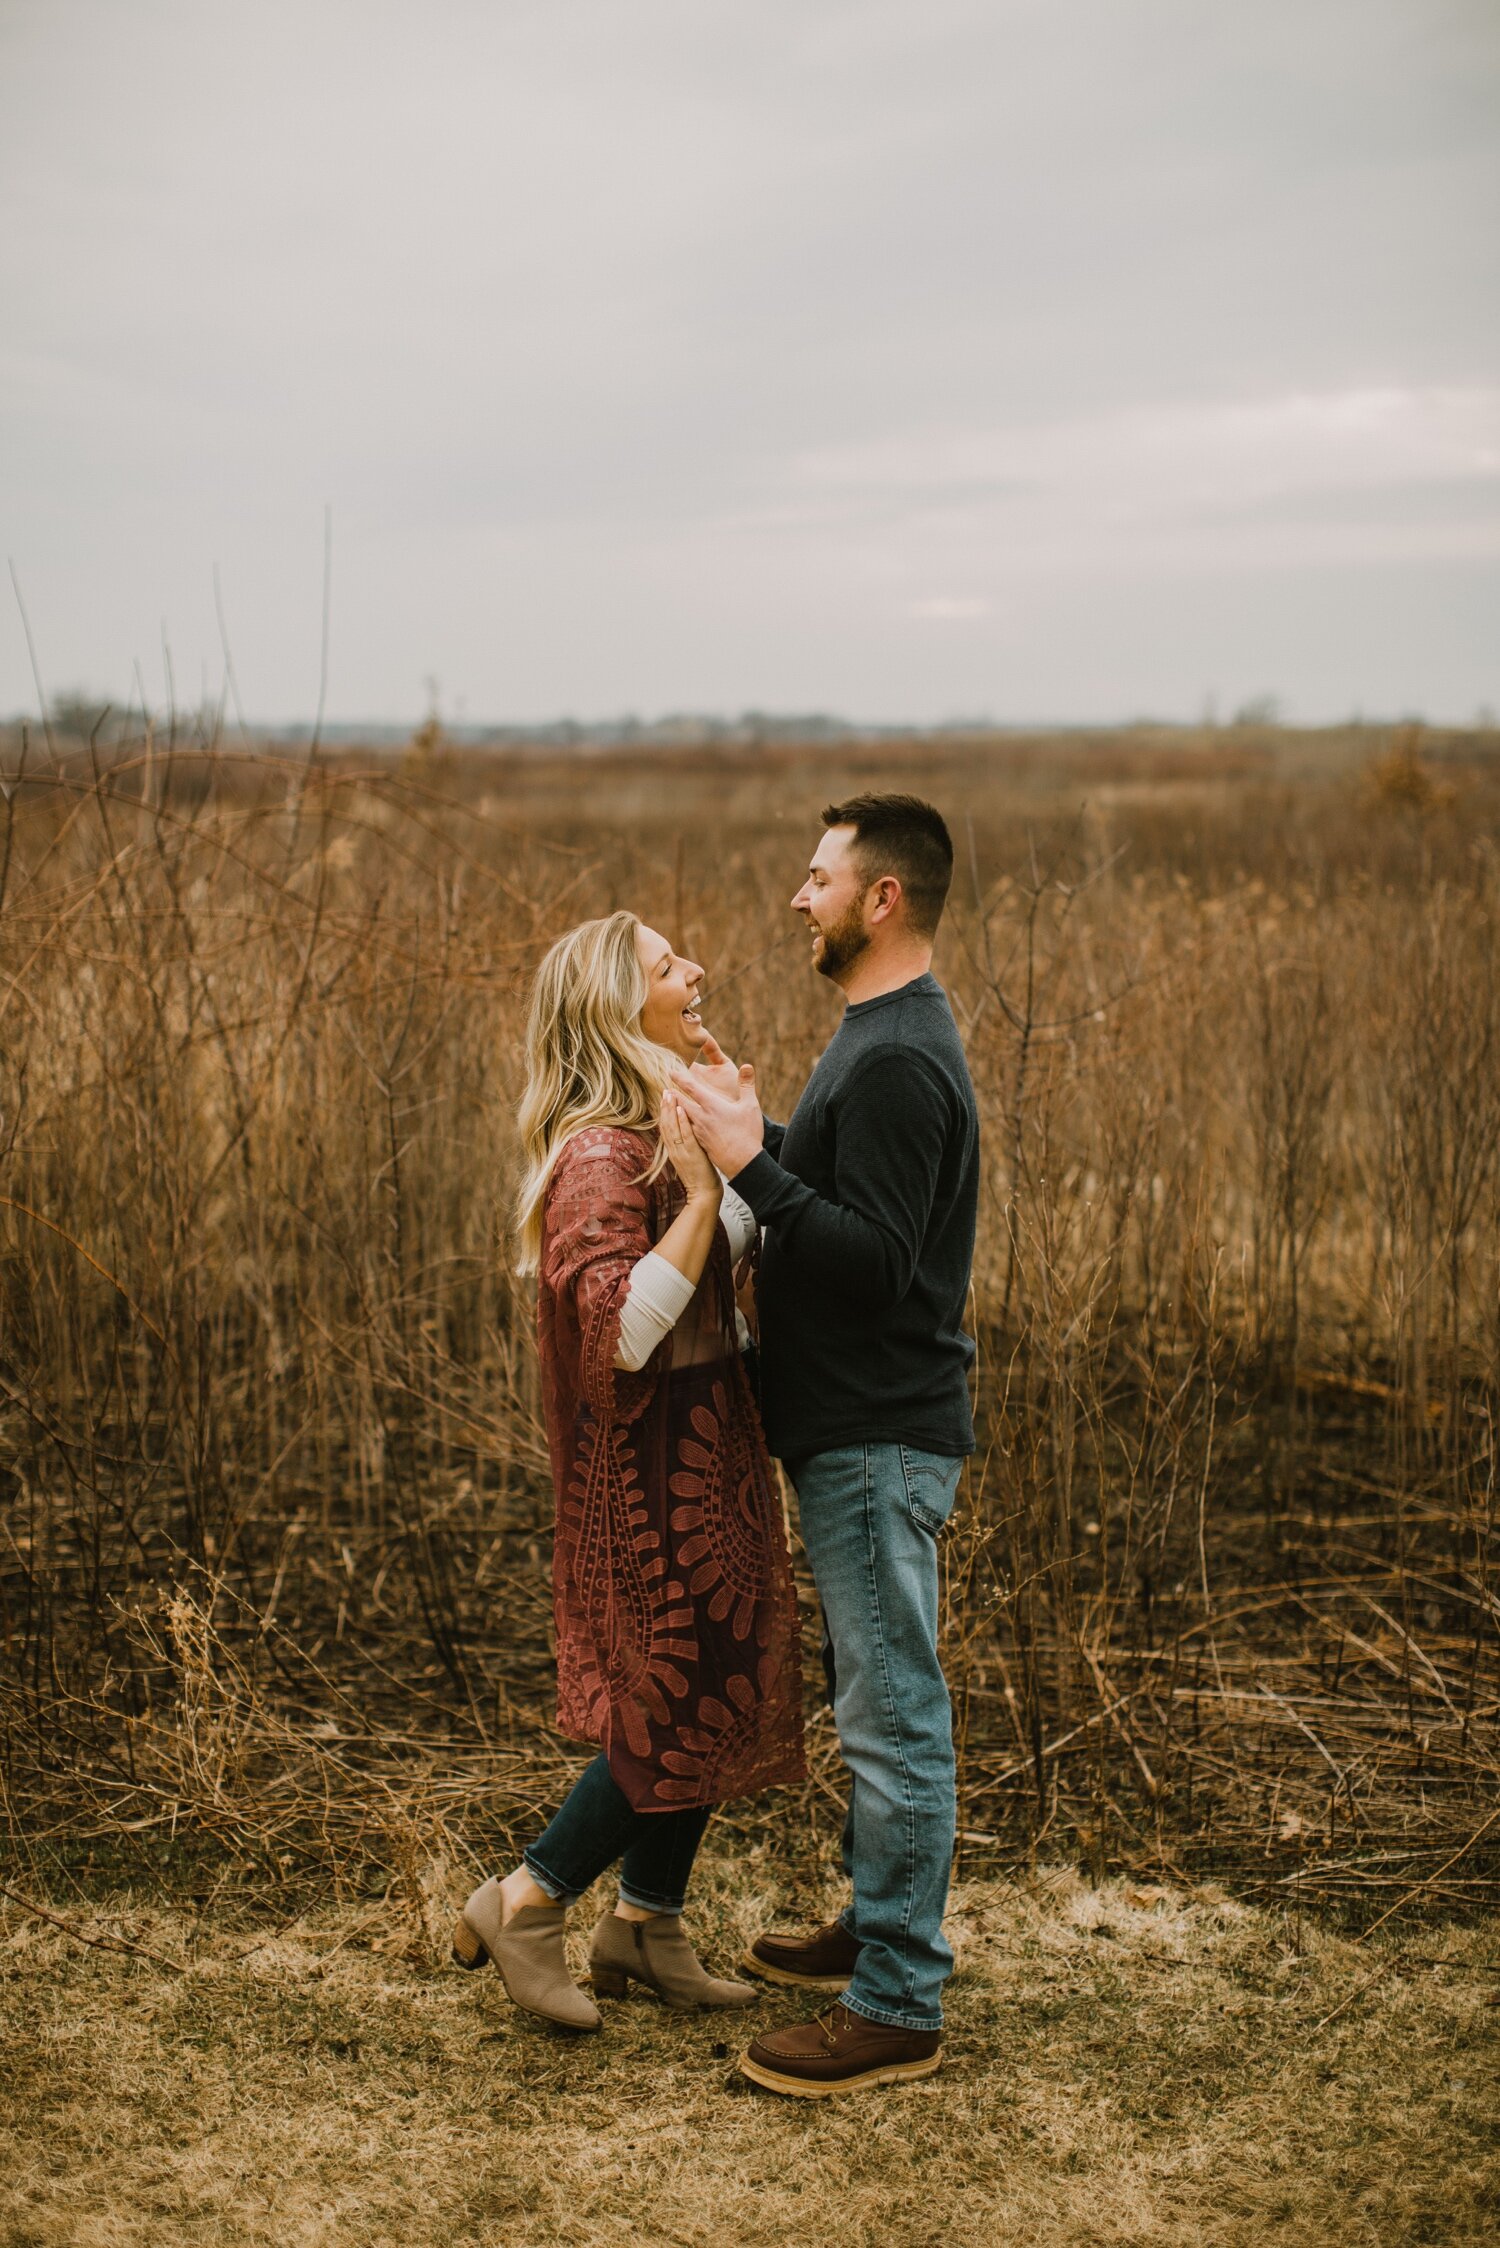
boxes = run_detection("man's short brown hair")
[821,792,954,939]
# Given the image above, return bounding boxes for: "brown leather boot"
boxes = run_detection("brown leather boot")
[589,1911,758,2009]
[451,1877,601,2033]
[743,1918,863,1990]
[740,2001,942,2097]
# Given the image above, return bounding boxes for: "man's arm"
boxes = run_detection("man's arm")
[682,1050,950,1304]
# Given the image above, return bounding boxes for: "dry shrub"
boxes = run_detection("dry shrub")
[0,722,1496,1918]
[1365,722,1458,810]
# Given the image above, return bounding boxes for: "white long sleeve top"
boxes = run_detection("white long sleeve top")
[612,1178,757,1371]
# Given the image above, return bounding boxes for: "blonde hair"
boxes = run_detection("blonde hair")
[513,910,675,1273]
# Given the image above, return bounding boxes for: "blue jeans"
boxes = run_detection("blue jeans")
[790,1443,961,2031]
[524,1754,712,1914]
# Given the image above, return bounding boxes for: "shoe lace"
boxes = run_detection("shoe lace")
[815,2003,850,2050]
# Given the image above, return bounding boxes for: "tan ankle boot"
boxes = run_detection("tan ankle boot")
[588,1910,758,2010]
[452,1878,601,2033]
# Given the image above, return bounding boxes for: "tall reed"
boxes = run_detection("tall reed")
[2,723,1496,1910]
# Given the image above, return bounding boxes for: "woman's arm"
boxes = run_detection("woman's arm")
[541,1129,675,1417]
[614,1162,755,1372]
[651,1083,723,1284]
[608,1092,721,1373]
[614,1251,697,1370]
[543,1103,724,1394]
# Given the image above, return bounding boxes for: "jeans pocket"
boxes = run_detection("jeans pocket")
[899,1447,961,1537]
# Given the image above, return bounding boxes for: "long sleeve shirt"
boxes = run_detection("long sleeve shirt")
[727,972,979,1461]
[611,1178,756,1370]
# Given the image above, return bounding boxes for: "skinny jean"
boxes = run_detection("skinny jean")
[523,1754,712,1914]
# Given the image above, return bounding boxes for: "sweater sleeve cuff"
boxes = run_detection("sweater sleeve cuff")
[613,1250,698,1371]
[628,1249,697,1321]
[727,1148,788,1218]
[718,1179,758,1262]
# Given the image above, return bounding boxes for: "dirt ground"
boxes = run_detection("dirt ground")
[3,1857,1496,2248]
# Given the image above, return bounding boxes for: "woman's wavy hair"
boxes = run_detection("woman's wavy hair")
[513,910,674,1273]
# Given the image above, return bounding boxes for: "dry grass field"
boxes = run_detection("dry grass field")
[4,1862,1497,2248]
[1,716,1498,2242]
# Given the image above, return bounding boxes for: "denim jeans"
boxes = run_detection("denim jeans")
[790,1442,962,2031]
[523,1754,712,1914]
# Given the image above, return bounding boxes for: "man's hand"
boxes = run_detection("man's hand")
[675,1057,765,1178]
[689,1031,743,1100]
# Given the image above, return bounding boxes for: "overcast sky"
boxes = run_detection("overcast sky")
[3,0,1497,727]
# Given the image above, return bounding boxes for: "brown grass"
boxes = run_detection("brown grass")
[0,717,1497,1915]
[3,1857,1497,2248]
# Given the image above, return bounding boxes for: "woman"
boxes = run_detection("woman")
[453,911,804,2029]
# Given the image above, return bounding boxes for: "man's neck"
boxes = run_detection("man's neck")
[836,944,933,1006]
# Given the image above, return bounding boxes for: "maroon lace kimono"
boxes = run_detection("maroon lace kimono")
[536,1124,805,1810]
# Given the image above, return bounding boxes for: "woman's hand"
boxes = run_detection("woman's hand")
[659,1086,721,1204]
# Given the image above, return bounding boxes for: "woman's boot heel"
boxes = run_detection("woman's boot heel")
[451,1915,489,1971]
[590,1963,630,1999]
[453,1879,602,2032]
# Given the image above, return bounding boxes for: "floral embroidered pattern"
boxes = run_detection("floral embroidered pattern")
[537,1126,804,1810]
[669,1379,776,1642]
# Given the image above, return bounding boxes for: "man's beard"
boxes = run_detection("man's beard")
[811,897,870,981]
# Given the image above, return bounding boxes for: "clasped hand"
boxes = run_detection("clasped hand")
[674,1033,765,1180]
[657,1086,720,1201]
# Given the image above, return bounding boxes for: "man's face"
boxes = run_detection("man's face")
[791,826,871,983]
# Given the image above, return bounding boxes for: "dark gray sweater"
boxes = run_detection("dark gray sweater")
[730,971,979,1463]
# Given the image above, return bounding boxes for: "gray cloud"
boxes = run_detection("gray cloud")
[2,0,1497,724]
[1189,473,1500,532]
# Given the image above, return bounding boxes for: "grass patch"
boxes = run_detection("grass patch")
[3,1857,1496,2247]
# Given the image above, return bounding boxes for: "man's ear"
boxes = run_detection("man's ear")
[868,874,903,925]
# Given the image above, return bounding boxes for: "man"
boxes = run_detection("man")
[676,793,979,2097]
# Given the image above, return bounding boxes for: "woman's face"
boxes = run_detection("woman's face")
[635,924,708,1062]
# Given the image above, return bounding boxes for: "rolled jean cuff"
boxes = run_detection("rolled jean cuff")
[521,1846,582,1906]
[841,1993,944,2033]
[617,1877,687,1914]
